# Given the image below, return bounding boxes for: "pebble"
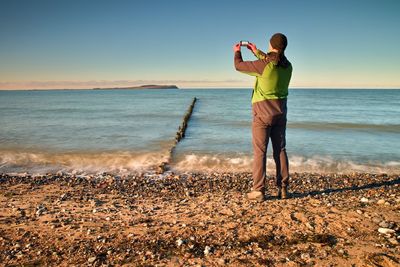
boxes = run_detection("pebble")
[377,199,386,205]
[378,221,391,228]
[88,256,96,263]
[59,193,69,201]
[176,239,184,247]
[36,204,47,216]
[306,222,315,230]
[378,228,395,234]
[90,198,103,207]
[204,246,213,256]
[320,250,328,258]
[301,253,311,261]
[360,197,369,203]
[372,217,381,224]
[217,258,227,265]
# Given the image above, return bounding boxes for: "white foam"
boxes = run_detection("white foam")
[0,150,169,175]
[172,153,400,174]
[172,154,252,173]
[0,150,399,175]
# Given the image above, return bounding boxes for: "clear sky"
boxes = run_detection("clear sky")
[0,0,399,89]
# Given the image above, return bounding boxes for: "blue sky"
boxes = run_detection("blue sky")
[0,0,399,89]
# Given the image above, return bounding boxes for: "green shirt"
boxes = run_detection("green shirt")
[234,49,292,103]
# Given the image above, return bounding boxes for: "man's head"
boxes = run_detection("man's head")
[269,33,288,53]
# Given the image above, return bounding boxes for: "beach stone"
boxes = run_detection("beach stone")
[204,246,213,256]
[14,208,26,217]
[378,221,390,228]
[15,251,24,259]
[330,207,339,213]
[59,193,69,201]
[301,253,311,261]
[306,222,315,230]
[372,217,381,224]
[360,197,369,203]
[36,204,47,216]
[320,250,328,259]
[377,199,386,205]
[176,239,184,247]
[388,238,399,245]
[88,256,97,263]
[90,198,104,207]
[217,258,227,265]
[378,228,395,234]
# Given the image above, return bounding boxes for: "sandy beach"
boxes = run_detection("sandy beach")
[0,172,399,266]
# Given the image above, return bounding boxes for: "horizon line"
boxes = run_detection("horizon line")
[1,79,400,90]
[1,86,399,91]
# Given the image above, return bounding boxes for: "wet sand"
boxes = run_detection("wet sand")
[0,172,399,266]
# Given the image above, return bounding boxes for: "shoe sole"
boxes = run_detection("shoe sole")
[247,196,265,202]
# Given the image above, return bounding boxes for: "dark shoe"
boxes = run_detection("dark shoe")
[277,187,288,199]
[277,188,282,199]
[247,190,265,202]
[281,187,288,199]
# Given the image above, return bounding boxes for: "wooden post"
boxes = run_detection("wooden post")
[157,97,197,174]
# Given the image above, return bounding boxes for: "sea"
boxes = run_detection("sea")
[0,88,399,175]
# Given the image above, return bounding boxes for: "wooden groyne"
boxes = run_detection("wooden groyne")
[175,97,197,143]
[157,97,197,174]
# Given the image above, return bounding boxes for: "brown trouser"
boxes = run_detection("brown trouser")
[252,112,289,192]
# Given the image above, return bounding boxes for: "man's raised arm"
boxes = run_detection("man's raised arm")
[247,43,268,60]
[233,43,265,77]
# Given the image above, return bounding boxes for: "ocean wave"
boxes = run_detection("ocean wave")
[0,150,399,175]
[0,150,169,175]
[171,154,400,174]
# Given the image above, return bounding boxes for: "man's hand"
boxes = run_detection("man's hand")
[246,42,257,53]
[233,43,241,53]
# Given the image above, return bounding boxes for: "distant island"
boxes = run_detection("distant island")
[93,84,179,90]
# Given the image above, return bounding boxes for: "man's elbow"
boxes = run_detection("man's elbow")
[234,62,242,71]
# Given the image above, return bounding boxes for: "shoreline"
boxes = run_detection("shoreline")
[1,172,399,266]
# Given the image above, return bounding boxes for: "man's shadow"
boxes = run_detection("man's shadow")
[266,176,400,200]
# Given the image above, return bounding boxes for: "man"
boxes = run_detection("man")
[233,33,292,201]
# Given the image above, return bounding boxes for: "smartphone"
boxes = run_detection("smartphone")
[240,40,249,46]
